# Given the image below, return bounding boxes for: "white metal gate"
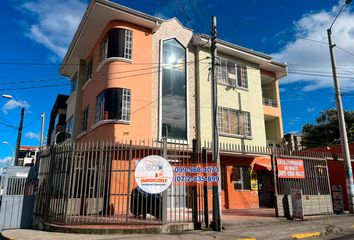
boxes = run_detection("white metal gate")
[0,167,37,230]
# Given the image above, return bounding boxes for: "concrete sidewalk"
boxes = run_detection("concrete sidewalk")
[1,215,354,240]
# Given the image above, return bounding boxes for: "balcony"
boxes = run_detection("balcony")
[263,98,277,108]
[266,140,281,148]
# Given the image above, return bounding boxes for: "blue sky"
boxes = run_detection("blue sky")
[0,0,353,166]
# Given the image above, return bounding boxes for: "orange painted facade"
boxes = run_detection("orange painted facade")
[221,156,260,209]
[78,21,153,142]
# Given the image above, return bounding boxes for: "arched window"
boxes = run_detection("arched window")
[161,39,187,141]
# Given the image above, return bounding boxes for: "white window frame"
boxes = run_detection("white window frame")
[95,88,131,123]
[99,28,133,64]
[218,107,252,138]
[217,57,248,89]
[158,37,189,144]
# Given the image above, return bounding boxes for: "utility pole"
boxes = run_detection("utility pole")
[14,107,24,166]
[210,15,222,231]
[327,0,354,213]
[327,28,354,213]
[40,112,45,147]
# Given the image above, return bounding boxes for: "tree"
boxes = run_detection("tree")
[301,109,354,148]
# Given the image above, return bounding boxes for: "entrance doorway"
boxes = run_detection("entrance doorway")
[257,171,275,208]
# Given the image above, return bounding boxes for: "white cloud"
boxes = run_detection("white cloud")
[307,107,315,112]
[0,157,12,167]
[16,0,86,58]
[25,132,40,140]
[2,99,30,115]
[288,117,301,126]
[271,1,354,91]
[0,157,11,163]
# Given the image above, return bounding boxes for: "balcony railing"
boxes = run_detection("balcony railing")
[266,140,281,148]
[263,98,277,107]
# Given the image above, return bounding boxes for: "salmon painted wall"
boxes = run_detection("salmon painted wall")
[221,155,259,208]
[78,20,153,142]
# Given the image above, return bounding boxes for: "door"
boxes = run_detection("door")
[258,171,275,208]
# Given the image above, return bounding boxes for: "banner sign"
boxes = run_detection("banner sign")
[331,185,344,214]
[135,155,174,194]
[173,163,220,186]
[135,156,220,189]
[291,189,304,220]
[277,159,305,179]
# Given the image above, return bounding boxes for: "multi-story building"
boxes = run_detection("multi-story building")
[18,146,38,166]
[47,94,69,145]
[60,0,287,209]
[283,133,303,151]
[194,35,287,209]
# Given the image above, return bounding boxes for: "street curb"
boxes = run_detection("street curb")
[0,232,16,240]
[292,232,321,239]
[33,221,194,235]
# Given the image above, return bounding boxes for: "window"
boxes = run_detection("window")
[99,29,133,62]
[70,72,77,94]
[161,39,187,141]
[95,88,131,123]
[87,57,93,81]
[66,116,73,136]
[81,106,89,132]
[217,57,248,88]
[218,107,252,137]
[55,113,66,127]
[231,166,251,190]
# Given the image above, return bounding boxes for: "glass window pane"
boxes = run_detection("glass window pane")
[107,29,126,58]
[229,110,238,135]
[161,39,187,141]
[238,111,245,135]
[223,109,229,134]
[95,88,130,122]
[227,61,236,81]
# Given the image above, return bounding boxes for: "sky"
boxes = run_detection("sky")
[0,0,353,166]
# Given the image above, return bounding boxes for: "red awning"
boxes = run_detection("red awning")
[251,157,272,171]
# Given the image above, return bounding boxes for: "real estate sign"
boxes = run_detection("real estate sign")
[277,158,305,179]
[134,155,174,194]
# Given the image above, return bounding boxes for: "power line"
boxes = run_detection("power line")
[0,78,66,86]
[0,59,210,86]
[175,0,197,30]
[23,115,42,129]
[0,83,69,91]
[187,0,208,33]
[336,45,354,58]
[287,70,354,79]
[0,120,17,129]
[297,36,327,45]
[0,58,209,91]
[130,63,211,117]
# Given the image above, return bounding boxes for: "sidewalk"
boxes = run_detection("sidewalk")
[1,214,354,240]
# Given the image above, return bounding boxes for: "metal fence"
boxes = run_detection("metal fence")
[34,139,351,227]
[272,155,333,217]
[34,139,208,226]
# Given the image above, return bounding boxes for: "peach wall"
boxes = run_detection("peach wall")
[79,21,153,142]
[219,155,260,209]
[109,160,135,214]
[261,70,284,137]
